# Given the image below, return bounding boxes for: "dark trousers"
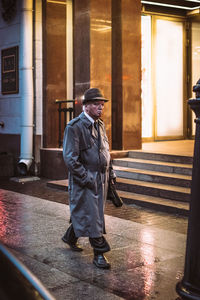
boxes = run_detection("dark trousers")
[63,224,110,254]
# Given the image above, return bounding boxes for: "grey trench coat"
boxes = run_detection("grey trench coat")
[63,112,115,238]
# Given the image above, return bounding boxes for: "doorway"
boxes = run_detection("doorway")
[190,20,200,136]
[142,15,186,141]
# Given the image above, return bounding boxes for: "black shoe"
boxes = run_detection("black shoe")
[93,254,110,269]
[61,236,83,252]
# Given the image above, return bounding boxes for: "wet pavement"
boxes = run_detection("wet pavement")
[0,178,188,299]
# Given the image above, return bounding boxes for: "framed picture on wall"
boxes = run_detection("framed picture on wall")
[1,46,19,94]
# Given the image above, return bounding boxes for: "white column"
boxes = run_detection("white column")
[18,0,34,174]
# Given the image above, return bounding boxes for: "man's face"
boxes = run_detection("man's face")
[85,100,105,120]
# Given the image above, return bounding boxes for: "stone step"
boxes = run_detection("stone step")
[46,179,190,216]
[113,157,192,176]
[47,179,189,216]
[128,150,193,164]
[116,177,190,203]
[47,178,190,203]
[117,190,189,216]
[47,179,68,191]
[113,166,191,188]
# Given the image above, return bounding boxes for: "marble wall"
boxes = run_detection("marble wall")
[43,0,66,147]
[43,0,141,149]
[112,0,123,149]
[121,0,142,149]
[74,0,142,150]
[90,0,112,142]
[73,0,90,115]
[112,0,142,150]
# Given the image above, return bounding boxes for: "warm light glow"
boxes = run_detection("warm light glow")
[91,19,111,32]
[155,19,184,137]
[0,196,7,238]
[47,0,66,4]
[0,190,22,246]
[91,25,111,32]
[141,15,153,138]
[141,1,200,10]
[140,228,155,293]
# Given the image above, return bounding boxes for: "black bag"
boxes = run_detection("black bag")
[107,180,123,207]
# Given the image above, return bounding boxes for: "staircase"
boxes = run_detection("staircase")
[113,151,193,216]
[47,148,193,216]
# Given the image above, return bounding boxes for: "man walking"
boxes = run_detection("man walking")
[62,88,116,269]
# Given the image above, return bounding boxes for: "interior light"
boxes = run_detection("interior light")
[141,1,200,10]
[46,0,66,5]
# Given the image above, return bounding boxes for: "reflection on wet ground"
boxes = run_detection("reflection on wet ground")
[0,190,24,248]
[0,178,188,235]
[0,187,186,299]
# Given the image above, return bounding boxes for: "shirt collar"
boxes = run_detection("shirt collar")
[84,111,95,124]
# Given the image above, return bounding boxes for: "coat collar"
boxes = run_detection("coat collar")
[79,112,103,129]
[79,112,92,128]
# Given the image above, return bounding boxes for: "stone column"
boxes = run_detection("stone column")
[74,0,112,141]
[90,0,112,142]
[73,0,90,116]
[74,0,141,149]
[176,79,200,299]
[43,0,66,147]
[18,0,34,174]
[112,0,141,150]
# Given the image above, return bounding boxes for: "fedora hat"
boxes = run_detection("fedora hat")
[83,88,108,104]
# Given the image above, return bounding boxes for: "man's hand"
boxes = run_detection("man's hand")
[110,177,116,185]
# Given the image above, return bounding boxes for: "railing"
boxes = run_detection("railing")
[0,243,55,300]
[55,99,75,147]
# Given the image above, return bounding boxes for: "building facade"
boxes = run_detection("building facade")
[0,0,199,178]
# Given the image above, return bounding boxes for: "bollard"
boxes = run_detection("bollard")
[176,78,200,299]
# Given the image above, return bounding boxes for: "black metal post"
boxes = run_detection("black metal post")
[176,79,200,300]
[64,108,67,130]
[0,243,55,300]
[58,102,62,147]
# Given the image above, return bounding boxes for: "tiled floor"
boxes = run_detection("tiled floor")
[0,178,188,236]
[142,140,194,157]
[0,189,186,300]
[0,140,193,299]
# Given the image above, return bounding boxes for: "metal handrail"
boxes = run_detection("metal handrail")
[0,243,55,300]
[55,99,75,147]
